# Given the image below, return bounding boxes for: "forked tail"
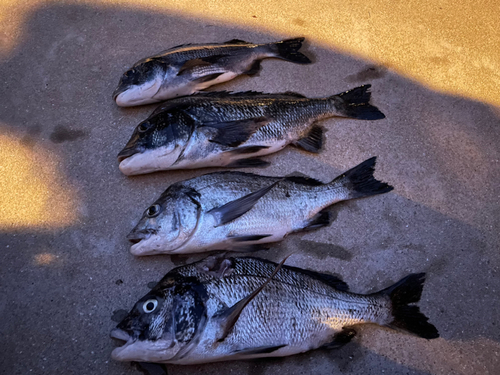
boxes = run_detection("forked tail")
[270,37,312,64]
[330,157,393,200]
[332,85,385,120]
[380,273,439,339]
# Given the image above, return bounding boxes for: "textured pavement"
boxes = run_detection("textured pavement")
[1,2,500,375]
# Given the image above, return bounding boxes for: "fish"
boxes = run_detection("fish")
[113,38,312,107]
[110,255,439,364]
[126,157,393,256]
[117,85,385,176]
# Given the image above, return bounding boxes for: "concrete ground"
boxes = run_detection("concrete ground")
[1,2,499,375]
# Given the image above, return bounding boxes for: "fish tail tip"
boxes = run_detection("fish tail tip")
[334,157,394,199]
[271,37,312,64]
[334,85,385,120]
[383,273,440,339]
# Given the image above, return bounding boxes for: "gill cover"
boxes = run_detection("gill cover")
[128,186,201,255]
[113,59,167,106]
[118,110,196,175]
[112,273,208,363]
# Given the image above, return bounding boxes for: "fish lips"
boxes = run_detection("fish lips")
[126,229,152,245]
[117,146,140,163]
[112,83,128,101]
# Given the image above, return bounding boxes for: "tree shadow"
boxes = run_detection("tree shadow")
[1,3,499,375]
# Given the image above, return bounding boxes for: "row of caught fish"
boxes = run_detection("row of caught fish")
[110,38,439,365]
[113,38,384,175]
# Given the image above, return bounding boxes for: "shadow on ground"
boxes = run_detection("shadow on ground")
[1,3,499,375]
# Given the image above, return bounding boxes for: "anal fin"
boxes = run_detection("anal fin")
[302,210,331,231]
[322,328,357,349]
[232,344,287,355]
[244,60,262,76]
[294,125,323,153]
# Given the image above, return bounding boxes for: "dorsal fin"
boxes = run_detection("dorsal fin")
[282,91,306,98]
[224,39,251,45]
[284,175,324,186]
[242,256,349,291]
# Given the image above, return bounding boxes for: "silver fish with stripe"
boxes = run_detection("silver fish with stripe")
[113,38,311,107]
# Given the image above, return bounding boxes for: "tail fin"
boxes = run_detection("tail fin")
[331,157,393,199]
[333,85,385,120]
[381,273,439,339]
[270,37,312,64]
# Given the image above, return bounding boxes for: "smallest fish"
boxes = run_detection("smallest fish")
[113,38,312,107]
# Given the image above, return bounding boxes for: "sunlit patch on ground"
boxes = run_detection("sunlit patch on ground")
[1,0,499,106]
[33,252,58,265]
[0,131,78,229]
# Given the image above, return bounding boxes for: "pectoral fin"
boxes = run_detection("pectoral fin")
[205,117,270,147]
[209,180,279,226]
[212,255,291,342]
[178,55,229,75]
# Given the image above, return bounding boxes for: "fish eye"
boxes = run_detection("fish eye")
[138,121,151,133]
[143,299,158,313]
[146,204,161,218]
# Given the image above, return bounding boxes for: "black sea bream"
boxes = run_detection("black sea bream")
[117,86,385,175]
[127,157,392,256]
[113,38,311,107]
[111,256,439,364]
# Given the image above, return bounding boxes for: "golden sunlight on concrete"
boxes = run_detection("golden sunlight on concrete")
[0,132,78,229]
[1,0,499,107]
[33,252,58,265]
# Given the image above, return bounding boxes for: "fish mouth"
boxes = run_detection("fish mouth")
[126,231,151,244]
[110,329,137,361]
[110,328,132,342]
[112,83,129,101]
[117,146,139,163]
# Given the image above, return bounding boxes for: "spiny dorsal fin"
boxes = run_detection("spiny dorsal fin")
[284,175,324,186]
[224,39,251,44]
[282,91,306,98]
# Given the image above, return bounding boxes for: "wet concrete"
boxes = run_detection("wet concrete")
[1,3,499,375]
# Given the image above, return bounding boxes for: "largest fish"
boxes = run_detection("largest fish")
[117,85,385,176]
[111,255,439,364]
[127,157,393,256]
[113,38,311,107]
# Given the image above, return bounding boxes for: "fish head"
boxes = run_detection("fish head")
[127,186,201,255]
[118,111,194,175]
[113,59,167,107]
[111,274,208,363]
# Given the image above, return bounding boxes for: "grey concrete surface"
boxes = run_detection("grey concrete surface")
[1,4,500,375]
